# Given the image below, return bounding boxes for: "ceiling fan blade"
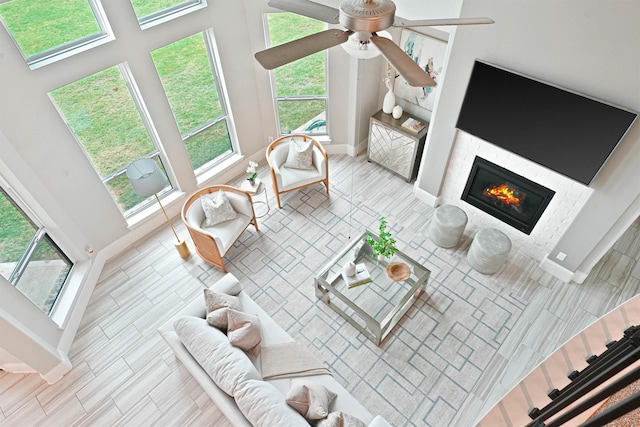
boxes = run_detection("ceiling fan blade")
[393,17,495,27]
[370,35,436,87]
[255,29,352,70]
[268,0,340,24]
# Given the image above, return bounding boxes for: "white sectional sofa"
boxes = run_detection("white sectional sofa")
[158,273,392,426]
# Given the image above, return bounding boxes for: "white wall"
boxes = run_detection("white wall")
[0,0,269,379]
[417,0,640,281]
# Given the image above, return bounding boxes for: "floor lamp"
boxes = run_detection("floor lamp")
[126,158,190,259]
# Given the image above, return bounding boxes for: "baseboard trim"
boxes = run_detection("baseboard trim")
[0,362,35,374]
[413,186,439,207]
[571,270,589,284]
[539,256,588,284]
[323,143,349,155]
[41,357,72,384]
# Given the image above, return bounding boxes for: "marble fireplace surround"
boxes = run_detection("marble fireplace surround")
[438,130,594,262]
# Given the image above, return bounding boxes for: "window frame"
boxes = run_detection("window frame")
[194,29,237,175]
[0,183,74,316]
[136,0,207,30]
[264,12,330,137]
[152,29,239,178]
[0,0,114,70]
[275,95,329,136]
[49,62,175,218]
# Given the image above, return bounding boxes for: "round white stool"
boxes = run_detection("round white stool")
[467,228,512,274]
[429,205,468,248]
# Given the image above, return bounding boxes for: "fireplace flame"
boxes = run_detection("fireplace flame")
[483,184,522,207]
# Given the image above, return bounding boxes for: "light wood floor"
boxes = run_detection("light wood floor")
[1,154,638,426]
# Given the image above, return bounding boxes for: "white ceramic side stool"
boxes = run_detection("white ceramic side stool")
[429,204,468,248]
[467,228,512,274]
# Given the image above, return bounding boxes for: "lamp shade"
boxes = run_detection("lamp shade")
[341,30,392,59]
[126,158,167,197]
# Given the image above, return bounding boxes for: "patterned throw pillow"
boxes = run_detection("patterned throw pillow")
[284,138,314,170]
[204,289,241,330]
[227,309,262,356]
[286,378,337,420]
[200,189,237,228]
[316,412,367,427]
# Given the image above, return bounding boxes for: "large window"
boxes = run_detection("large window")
[1,0,235,217]
[0,0,110,68]
[130,0,206,28]
[152,32,233,174]
[266,13,328,136]
[50,65,171,216]
[0,186,73,315]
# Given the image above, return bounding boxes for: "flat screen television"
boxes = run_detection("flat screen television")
[456,60,638,185]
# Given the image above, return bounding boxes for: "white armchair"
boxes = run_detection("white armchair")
[266,134,329,208]
[181,185,258,272]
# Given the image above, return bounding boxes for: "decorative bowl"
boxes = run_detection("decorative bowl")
[386,262,411,281]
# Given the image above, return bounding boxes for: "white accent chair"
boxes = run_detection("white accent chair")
[266,134,329,208]
[181,185,258,272]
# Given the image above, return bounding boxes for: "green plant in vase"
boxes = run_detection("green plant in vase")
[367,216,397,260]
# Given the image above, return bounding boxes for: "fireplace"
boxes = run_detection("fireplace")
[461,157,555,234]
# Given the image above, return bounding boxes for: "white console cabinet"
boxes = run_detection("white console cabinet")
[367,109,429,182]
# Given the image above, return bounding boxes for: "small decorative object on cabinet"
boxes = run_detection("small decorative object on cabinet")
[392,105,403,119]
[368,109,429,182]
[382,89,395,114]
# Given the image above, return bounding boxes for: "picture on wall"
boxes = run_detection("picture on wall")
[393,30,448,111]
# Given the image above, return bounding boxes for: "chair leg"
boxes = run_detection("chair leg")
[324,179,330,194]
[275,192,282,208]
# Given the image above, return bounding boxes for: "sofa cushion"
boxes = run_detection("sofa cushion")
[204,289,241,330]
[227,309,262,356]
[279,166,323,191]
[235,379,309,427]
[173,316,261,396]
[286,378,337,420]
[201,190,237,227]
[317,411,367,427]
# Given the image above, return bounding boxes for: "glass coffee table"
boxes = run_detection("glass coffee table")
[315,230,430,345]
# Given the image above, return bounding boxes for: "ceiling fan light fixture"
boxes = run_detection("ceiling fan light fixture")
[341,30,391,59]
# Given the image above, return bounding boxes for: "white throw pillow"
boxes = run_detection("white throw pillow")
[235,379,309,427]
[227,309,262,356]
[317,411,367,427]
[284,138,314,170]
[286,378,337,420]
[204,289,241,330]
[201,189,237,228]
[173,316,261,396]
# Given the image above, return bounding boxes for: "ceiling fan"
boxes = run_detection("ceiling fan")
[255,0,494,87]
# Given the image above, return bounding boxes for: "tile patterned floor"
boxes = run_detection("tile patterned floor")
[1,154,639,426]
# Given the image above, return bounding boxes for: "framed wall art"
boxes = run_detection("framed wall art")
[393,30,448,112]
